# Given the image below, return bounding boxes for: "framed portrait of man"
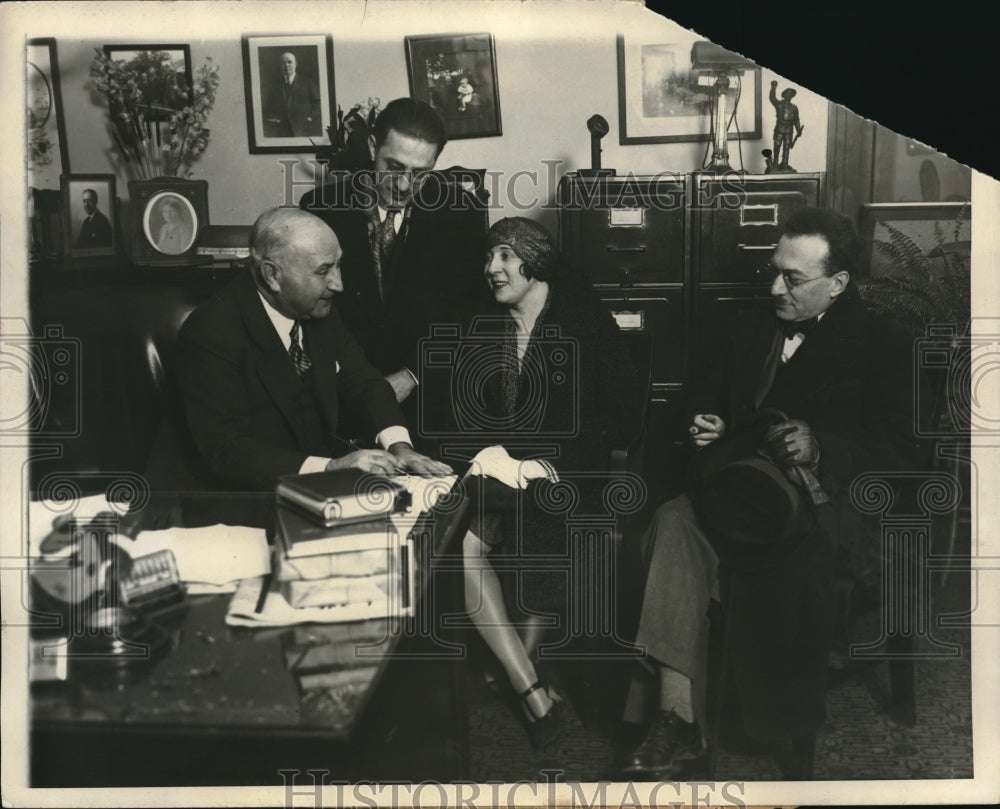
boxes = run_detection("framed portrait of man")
[60,174,118,260]
[241,34,336,154]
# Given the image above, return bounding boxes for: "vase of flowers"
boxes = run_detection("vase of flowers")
[90,49,220,179]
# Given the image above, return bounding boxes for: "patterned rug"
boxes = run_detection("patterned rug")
[465,571,973,783]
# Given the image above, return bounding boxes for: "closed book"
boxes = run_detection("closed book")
[280,571,399,609]
[275,469,409,527]
[276,547,394,582]
[275,504,398,559]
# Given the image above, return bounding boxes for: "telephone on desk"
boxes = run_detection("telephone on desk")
[30,509,185,677]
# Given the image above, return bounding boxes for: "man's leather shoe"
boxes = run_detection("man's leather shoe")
[618,710,707,780]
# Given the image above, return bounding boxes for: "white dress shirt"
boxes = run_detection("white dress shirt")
[781,312,826,364]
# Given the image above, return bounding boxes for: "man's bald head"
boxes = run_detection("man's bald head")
[250,207,344,320]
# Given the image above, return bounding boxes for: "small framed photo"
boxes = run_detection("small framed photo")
[617,34,761,144]
[405,33,502,140]
[128,178,209,266]
[61,174,118,260]
[242,34,335,154]
[102,45,193,121]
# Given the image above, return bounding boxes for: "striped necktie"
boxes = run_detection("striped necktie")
[288,321,311,376]
[371,208,399,299]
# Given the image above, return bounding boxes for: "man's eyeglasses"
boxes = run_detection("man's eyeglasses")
[764,263,829,289]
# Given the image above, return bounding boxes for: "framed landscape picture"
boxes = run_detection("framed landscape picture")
[27,38,70,191]
[405,33,501,139]
[617,34,761,144]
[242,34,336,153]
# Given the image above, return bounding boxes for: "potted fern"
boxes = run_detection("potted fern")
[856,203,970,337]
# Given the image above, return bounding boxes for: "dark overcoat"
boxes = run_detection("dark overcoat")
[695,284,921,738]
[465,277,645,617]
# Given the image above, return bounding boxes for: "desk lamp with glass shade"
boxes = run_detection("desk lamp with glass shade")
[690,41,756,173]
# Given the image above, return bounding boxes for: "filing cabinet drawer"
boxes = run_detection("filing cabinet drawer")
[559,177,686,285]
[693,287,775,391]
[599,288,685,383]
[644,384,687,489]
[692,175,822,283]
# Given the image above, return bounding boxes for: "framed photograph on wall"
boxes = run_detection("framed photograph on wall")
[27,38,70,191]
[102,44,193,122]
[617,34,761,144]
[128,178,209,266]
[405,33,501,139]
[859,201,972,276]
[61,174,118,260]
[242,34,335,154]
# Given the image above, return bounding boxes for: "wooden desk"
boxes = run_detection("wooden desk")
[31,500,470,787]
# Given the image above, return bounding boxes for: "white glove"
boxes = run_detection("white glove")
[468,446,557,490]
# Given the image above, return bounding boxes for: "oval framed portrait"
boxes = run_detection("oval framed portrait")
[127,178,209,266]
[143,191,197,256]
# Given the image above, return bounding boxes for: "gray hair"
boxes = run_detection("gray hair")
[248,207,325,281]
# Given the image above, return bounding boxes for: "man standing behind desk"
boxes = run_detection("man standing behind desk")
[618,208,922,780]
[174,208,451,522]
[299,98,487,415]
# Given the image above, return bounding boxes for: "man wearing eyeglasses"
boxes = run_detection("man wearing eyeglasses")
[618,207,921,780]
[300,98,487,425]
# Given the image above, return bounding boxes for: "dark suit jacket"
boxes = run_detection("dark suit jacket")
[299,172,489,379]
[174,270,404,492]
[475,276,645,475]
[262,74,322,137]
[76,209,113,248]
[692,285,921,739]
[460,277,645,615]
[716,284,919,496]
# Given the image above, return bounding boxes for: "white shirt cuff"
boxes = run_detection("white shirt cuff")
[402,367,419,387]
[377,426,412,450]
[300,455,333,474]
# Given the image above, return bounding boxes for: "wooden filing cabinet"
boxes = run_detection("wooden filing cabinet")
[557,172,824,487]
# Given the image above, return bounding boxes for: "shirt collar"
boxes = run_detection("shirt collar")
[257,291,296,351]
[376,204,406,233]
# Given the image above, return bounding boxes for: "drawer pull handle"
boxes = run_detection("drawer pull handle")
[736,243,778,251]
[607,245,647,253]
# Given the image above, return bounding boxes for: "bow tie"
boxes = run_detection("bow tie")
[780,316,819,339]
